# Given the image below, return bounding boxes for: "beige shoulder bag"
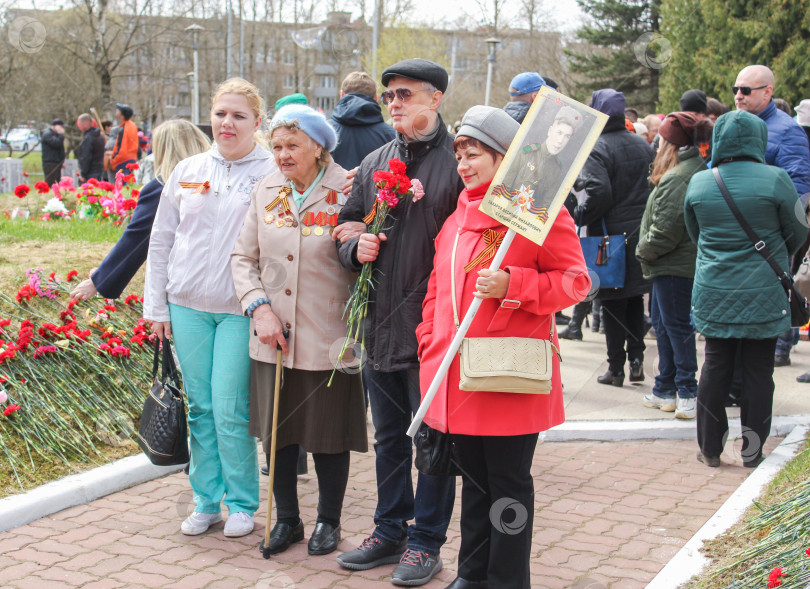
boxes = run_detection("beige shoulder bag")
[451,230,557,394]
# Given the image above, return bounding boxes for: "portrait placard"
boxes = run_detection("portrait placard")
[479,87,608,246]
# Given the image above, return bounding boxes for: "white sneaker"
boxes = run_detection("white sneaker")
[675,397,697,420]
[642,393,677,412]
[181,511,222,535]
[224,512,254,537]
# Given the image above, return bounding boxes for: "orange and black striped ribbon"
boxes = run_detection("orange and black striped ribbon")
[178,181,210,194]
[266,186,293,213]
[464,229,506,273]
[362,201,378,225]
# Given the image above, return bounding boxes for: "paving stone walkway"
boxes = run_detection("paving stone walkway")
[0,431,780,589]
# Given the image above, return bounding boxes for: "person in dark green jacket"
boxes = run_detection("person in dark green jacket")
[684,109,808,468]
[636,112,711,420]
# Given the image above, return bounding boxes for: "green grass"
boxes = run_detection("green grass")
[0,219,125,243]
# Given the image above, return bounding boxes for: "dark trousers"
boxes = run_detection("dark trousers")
[697,337,777,462]
[600,295,646,373]
[452,433,538,589]
[114,159,137,175]
[43,162,62,185]
[363,365,456,554]
[650,276,697,399]
[272,443,349,527]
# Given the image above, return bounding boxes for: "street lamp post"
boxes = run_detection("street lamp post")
[186,24,204,125]
[484,37,500,107]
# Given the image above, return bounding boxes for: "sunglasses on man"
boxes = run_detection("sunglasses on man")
[380,88,431,105]
[732,85,768,96]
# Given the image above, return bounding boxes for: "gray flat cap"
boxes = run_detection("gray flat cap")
[457,105,520,155]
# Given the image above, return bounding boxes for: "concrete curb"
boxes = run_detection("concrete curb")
[646,423,809,589]
[0,453,184,533]
[544,415,809,442]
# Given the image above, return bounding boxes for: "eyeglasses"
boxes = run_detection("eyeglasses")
[380,88,430,105]
[732,85,768,96]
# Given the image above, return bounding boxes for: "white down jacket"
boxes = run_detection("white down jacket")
[143,143,275,322]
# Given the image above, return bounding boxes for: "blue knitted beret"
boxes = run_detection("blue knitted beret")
[270,104,337,152]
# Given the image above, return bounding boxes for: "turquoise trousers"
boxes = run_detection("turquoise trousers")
[169,304,258,515]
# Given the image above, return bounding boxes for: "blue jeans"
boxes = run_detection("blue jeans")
[363,366,456,554]
[650,276,697,399]
[775,328,799,356]
[169,304,258,515]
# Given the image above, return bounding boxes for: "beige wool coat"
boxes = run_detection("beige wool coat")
[231,162,359,370]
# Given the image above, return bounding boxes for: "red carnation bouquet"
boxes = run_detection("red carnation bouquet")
[330,158,414,384]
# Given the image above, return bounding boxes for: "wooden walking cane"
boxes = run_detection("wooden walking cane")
[260,329,288,559]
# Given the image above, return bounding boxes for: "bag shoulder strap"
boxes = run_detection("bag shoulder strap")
[449,230,553,339]
[712,167,791,291]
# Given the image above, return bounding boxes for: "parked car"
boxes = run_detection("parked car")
[1,128,41,152]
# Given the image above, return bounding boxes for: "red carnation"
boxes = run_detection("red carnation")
[3,404,20,417]
[126,162,140,170]
[22,172,29,177]
[34,181,50,194]
[122,198,137,211]
[131,189,140,198]
[389,159,406,175]
[98,181,114,191]
[768,567,785,588]
[14,184,30,198]
[66,270,79,282]
[124,294,140,306]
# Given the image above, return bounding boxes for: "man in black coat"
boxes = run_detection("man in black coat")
[41,118,66,185]
[575,88,655,387]
[329,71,396,170]
[76,114,106,181]
[334,58,462,587]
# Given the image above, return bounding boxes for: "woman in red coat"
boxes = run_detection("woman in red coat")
[417,106,590,589]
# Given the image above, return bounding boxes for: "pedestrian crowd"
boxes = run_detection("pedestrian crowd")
[44,57,809,589]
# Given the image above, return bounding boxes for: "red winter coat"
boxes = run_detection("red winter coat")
[416,183,590,436]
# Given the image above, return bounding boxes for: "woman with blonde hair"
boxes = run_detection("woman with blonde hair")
[144,78,276,537]
[636,112,711,419]
[71,119,211,300]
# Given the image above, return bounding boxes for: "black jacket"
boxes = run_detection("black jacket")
[336,115,465,371]
[78,127,106,179]
[574,116,655,299]
[41,127,66,164]
[329,93,396,170]
[92,178,163,299]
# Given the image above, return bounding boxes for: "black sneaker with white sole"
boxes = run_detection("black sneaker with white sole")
[391,549,443,586]
[337,535,406,570]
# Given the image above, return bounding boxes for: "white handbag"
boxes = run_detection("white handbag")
[450,231,557,394]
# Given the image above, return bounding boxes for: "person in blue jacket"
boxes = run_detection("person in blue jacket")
[70,120,211,300]
[328,71,395,171]
[733,65,810,368]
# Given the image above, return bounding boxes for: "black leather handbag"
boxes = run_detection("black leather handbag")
[414,423,461,477]
[137,339,189,466]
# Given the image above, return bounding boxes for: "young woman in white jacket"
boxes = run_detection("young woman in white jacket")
[144,78,276,538]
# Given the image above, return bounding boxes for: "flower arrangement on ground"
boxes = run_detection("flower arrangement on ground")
[0,268,156,490]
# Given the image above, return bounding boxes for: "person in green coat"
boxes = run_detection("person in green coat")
[684,109,809,468]
[636,112,712,420]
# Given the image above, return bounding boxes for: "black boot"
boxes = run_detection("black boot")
[597,370,624,387]
[559,301,590,341]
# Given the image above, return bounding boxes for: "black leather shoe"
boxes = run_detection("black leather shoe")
[446,578,489,589]
[774,354,791,367]
[629,358,645,382]
[559,325,583,341]
[597,370,624,387]
[308,521,341,555]
[696,451,721,468]
[264,520,304,554]
[260,464,269,476]
[555,311,571,325]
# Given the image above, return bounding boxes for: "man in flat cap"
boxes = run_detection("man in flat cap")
[335,58,461,586]
[110,102,139,174]
[41,118,66,186]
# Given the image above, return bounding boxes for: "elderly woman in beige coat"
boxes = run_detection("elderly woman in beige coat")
[231,104,367,557]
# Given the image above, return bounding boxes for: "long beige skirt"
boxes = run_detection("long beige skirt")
[249,360,368,455]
